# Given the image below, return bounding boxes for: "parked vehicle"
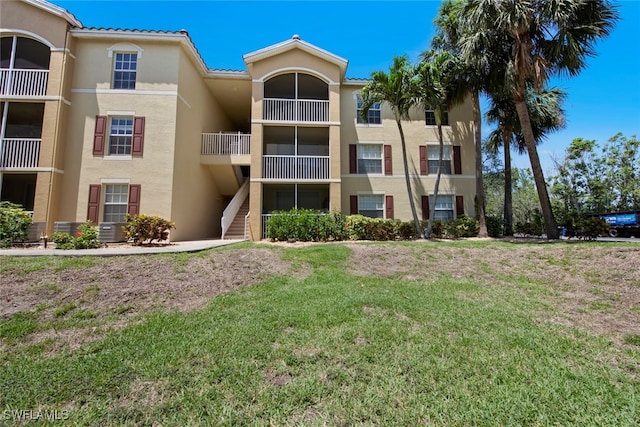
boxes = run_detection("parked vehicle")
[595,211,640,237]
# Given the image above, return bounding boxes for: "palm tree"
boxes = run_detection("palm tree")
[360,56,423,236]
[432,0,492,237]
[460,0,618,239]
[416,50,467,238]
[485,87,567,235]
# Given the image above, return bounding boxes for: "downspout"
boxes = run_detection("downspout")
[45,25,71,234]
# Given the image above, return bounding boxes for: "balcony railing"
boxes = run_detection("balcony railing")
[202,132,251,155]
[0,69,49,97]
[263,98,329,122]
[262,155,329,180]
[1,138,41,169]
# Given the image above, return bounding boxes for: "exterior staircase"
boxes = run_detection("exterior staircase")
[223,198,249,240]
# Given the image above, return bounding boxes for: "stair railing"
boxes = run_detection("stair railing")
[221,180,249,240]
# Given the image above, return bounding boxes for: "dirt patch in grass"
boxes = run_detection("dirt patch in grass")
[1,248,306,353]
[347,241,640,345]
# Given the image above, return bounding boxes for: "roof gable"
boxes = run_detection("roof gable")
[21,0,83,28]
[243,35,348,80]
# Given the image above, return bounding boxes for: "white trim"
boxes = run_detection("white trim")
[71,89,178,96]
[0,95,68,102]
[341,174,476,179]
[355,123,384,128]
[357,140,384,145]
[100,178,131,184]
[107,43,144,59]
[22,0,83,27]
[103,155,133,161]
[106,110,136,116]
[255,67,337,85]
[0,167,64,173]
[357,191,385,195]
[243,37,348,74]
[252,119,341,126]
[0,29,56,49]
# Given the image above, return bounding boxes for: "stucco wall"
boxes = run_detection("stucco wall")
[0,0,70,48]
[170,46,234,241]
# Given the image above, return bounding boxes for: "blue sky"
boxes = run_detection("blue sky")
[56,0,640,174]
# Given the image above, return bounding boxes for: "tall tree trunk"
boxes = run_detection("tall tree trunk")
[502,124,513,236]
[472,91,488,237]
[426,124,445,238]
[397,119,423,237]
[513,95,558,239]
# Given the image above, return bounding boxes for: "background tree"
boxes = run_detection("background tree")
[485,87,566,235]
[360,56,423,236]
[460,0,618,239]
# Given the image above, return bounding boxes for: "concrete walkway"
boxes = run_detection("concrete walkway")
[0,239,244,257]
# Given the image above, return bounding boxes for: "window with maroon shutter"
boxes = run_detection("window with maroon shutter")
[132,117,145,156]
[93,116,107,155]
[421,195,430,220]
[127,184,141,216]
[350,195,358,214]
[385,195,394,219]
[384,145,392,175]
[456,195,464,217]
[419,145,427,175]
[349,144,357,174]
[453,145,462,175]
[87,184,101,224]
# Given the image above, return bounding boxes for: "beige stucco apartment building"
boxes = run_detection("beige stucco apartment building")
[1,0,476,242]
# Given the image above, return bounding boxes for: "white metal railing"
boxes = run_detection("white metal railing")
[0,68,49,97]
[221,180,249,240]
[244,211,250,240]
[262,155,330,180]
[201,132,250,155]
[262,214,272,239]
[263,98,329,122]
[0,138,41,168]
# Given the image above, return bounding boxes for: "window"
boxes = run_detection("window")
[432,195,454,221]
[427,145,452,174]
[357,144,383,174]
[425,109,448,126]
[103,184,128,222]
[356,96,381,124]
[113,52,137,89]
[108,117,133,155]
[359,195,384,218]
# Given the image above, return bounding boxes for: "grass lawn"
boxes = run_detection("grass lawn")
[1,241,639,425]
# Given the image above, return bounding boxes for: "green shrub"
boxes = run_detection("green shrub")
[52,231,74,249]
[445,215,479,238]
[74,221,100,249]
[564,215,609,240]
[395,221,419,240]
[0,201,32,247]
[266,209,347,242]
[515,221,544,237]
[52,221,100,250]
[421,219,445,239]
[485,215,503,238]
[123,214,175,245]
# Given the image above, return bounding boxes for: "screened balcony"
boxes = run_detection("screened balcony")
[0,103,43,169]
[262,126,329,180]
[263,73,329,122]
[0,36,51,97]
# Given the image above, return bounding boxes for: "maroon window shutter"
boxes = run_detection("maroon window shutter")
[93,116,107,155]
[127,184,141,216]
[384,145,392,175]
[456,195,464,217]
[87,184,101,224]
[419,145,427,175]
[349,144,357,174]
[453,145,462,175]
[132,117,145,156]
[385,195,394,219]
[350,195,358,214]
[422,195,430,220]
